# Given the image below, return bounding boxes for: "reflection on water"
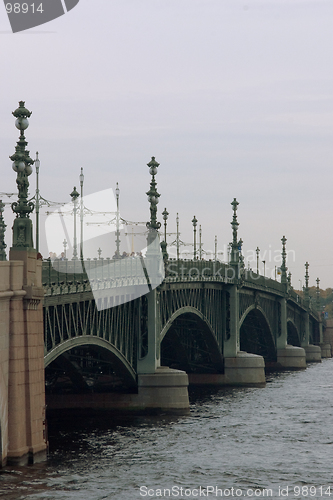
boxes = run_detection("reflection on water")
[1,359,332,500]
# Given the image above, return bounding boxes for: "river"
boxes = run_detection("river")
[1,358,332,500]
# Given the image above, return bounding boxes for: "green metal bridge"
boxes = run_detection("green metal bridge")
[42,253,322,395]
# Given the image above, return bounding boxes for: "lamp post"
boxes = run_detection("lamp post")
[304,262,310,303]
[316,277,321,311]
[70,186,79,260]
[262,260,266,277]
[176,213,180,260]
[199,225,202,259]
[280,236,288,286]
[79,167,84,262]
[63,239,67,258]
[230,198,240,267]
[256,247,260,274]
[192,216,197,260]
[214,235,217,261]
[0,200,6,261]
[115,182,121,257]
[34,152,40,252]
[146,157,161,246]
[10,101,35,249]
[162,208,168,243]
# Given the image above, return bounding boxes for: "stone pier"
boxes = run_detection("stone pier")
[0,251,47,467]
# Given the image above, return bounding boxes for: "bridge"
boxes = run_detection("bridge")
[0,101,331,467]
[42,249,324,403]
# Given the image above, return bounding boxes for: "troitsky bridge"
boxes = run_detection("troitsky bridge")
[0,102,331,466]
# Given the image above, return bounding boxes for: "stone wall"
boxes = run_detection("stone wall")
[0,252,47,467]
[0,262,11,466]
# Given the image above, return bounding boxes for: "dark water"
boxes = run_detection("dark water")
[1,359,332,500]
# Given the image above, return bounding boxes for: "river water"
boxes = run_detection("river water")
[1,359,332,500]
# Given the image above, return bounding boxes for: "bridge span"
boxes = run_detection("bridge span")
[41,243,328,409]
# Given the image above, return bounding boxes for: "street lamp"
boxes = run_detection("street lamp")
[146,157,161,246]
[70,186,79,260]
[256,247,260,274]
[228,243,232,263]
[192,216,198,260]
[262,260,266,277]
[214,235,217,261]
[79,167,84,262]
[34,152,40,252]
[115,182,120,257]
[63,239,67,258]
[199,225,202,259]
[176,213,180,260]
[10,101,35,249]
[162,208,168,243]
[0,200,6,261]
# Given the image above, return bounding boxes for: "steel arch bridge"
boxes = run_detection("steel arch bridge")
[42,259,321,393]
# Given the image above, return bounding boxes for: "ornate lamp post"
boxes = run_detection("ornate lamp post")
[63,238,67,258]
[34,152,40,252]
[230,198,239,267]
[162,208,168,243]
[70,186,79,260]
[199,225,202,259]
[316,277,321,311]
[214,235,217,261]
[79,168,84,261]
[146,157,161,245]
[262,260,266,277]
[176,213,180,260]
[304,262,310,303]
[192,216,197,259]
[256,247,260,274]
[280,236,288,286]
[10,101,35,249]
[115,182,121,257]
[0,200,6,260]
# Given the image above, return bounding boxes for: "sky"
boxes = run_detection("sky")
[0,0,332,289]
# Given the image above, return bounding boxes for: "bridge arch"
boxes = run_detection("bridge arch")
[160,306,223,373]
[240,306,276,362]
[287,319,301,347]
[44,337,137,393]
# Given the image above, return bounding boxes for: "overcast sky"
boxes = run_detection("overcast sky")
[1,0,332,288]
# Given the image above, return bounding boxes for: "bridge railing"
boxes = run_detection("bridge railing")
[42,256,151,296]
[41,258,320,320]
[165,259,234,283]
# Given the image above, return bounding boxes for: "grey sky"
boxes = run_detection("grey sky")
[1,0,332,288]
